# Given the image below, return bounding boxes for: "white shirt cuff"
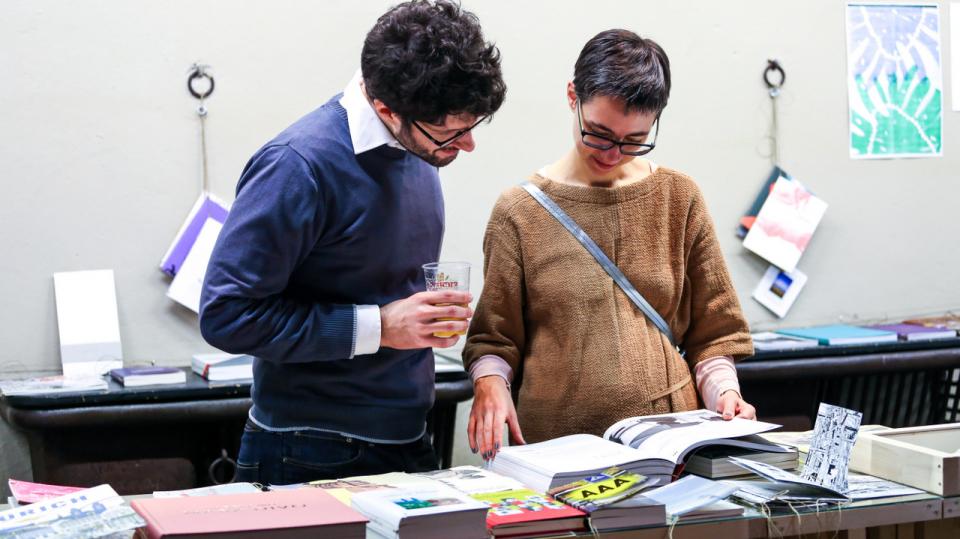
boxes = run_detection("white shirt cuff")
[354,305,382,356]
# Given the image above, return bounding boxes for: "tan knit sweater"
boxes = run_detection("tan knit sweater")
[463,169,754,443]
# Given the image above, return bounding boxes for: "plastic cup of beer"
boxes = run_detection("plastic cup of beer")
[422,262,471,338]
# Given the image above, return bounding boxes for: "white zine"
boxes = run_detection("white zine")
[167,217,223,313]
[802,403,862,493]
[742,177,827,273]
[53,269,123,377]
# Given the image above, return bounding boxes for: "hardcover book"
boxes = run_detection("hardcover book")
[110,367,186,387]
[131,488,367,539]
[776,324,898,346]
[470,488,585,538]
[191,353,253,381]
[869,322,957,341]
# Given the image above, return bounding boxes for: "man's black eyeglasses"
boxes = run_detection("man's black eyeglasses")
[412,116,487,148]
[577,100,658,156]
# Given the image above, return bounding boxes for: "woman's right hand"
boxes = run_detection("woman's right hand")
[467,375,525,461]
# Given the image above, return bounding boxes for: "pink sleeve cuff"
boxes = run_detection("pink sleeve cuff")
[468,355,513,388]
[694,356,741,412]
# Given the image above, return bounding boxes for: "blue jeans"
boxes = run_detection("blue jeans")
[235,420,439,485]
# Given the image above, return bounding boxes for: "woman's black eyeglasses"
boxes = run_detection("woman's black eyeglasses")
[577,100,658,156]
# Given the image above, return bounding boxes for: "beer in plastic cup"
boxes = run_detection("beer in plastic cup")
[422,262,471,338]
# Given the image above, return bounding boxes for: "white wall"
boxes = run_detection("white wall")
[2,0,959,487]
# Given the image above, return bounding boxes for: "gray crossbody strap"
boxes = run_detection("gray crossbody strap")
[522,182,679,349]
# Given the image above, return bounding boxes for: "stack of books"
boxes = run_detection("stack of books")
[684,443,799,478]
[351,483,489,539]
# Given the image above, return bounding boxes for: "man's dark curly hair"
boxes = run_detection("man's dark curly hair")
[573,29,671,115]
[361,0,506,124]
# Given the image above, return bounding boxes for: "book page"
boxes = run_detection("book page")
[417,466,524,494]
[497,434,648,474]
[728,457,847,500]
[603,410,780,463]
[642,475,738,517]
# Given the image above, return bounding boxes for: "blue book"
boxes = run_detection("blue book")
[775,325,898,346]
[110,366,186,387]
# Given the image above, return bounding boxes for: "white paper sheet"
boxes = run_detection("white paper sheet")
[53,269,123,377]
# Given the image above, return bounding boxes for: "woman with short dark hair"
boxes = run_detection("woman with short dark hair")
[464,29,756,460]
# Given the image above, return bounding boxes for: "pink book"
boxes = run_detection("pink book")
[131,488,368,539]
[8,479,85,504]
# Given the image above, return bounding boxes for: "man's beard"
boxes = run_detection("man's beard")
[396,124,459,168]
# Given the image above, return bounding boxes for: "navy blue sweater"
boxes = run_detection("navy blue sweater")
[199,96,443,442]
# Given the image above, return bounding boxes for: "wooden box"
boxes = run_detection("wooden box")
[850,423,960,496]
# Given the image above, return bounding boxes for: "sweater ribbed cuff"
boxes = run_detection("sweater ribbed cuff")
[469,355,513,389]
[694,356,741,412]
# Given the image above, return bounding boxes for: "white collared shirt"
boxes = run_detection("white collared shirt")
[339,70,406,356]
[339,70,405,154]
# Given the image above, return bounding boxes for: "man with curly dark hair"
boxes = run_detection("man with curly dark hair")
[200,0,505,484]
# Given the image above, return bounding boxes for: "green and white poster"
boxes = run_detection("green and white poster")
[846,3,942,158]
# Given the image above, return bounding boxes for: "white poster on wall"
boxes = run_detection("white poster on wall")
[952,3,960,111]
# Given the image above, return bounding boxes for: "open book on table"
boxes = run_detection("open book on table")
[490,410,782,492]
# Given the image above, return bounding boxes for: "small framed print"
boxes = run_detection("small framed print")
[752,265,807,318]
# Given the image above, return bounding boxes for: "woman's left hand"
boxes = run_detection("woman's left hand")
[716,390,756,420]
